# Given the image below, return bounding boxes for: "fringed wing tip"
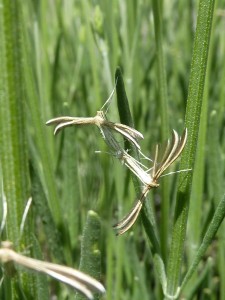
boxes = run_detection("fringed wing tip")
[46,117,64,126]
[46,117,75,126]
[53,121,78,135]
[113,200,143,235]
[46,119,54,125]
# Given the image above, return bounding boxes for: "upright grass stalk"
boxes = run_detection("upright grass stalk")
[152,0,169,264]
[185,10,215,291]
[166,0,215,297]
[0,0,29,246]
[0,0,34,297]
[184,55,209,296]
[187,34,210,261]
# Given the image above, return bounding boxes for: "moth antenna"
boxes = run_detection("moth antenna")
[139,150,153,163]
[100,77,118,113]
[160,168,192,178]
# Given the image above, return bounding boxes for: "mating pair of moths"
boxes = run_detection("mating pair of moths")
[0,97,187,300]
[47,100,187,235]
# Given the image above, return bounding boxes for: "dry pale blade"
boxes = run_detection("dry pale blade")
[0,246,105,300]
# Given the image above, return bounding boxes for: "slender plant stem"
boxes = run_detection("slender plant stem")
[166,0,215,297]
[152,0,169,264]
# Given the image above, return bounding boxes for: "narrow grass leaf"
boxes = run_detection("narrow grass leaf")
[166,0,216,296]
[152,0,170,262]
[180,194,225,295]
[0,0,34,297]
[76,211,103,300]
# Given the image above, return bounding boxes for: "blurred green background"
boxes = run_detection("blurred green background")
[0,0,225,299]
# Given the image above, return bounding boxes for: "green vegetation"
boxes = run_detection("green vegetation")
[0,0,225,299]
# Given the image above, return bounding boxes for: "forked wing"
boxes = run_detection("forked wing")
[113,200,143,235]
[46,116,78,125]
[113,188,149,235]
[46,117,94,135]
[154,128,187,179]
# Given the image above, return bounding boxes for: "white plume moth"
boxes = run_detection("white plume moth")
[114,129,188,235]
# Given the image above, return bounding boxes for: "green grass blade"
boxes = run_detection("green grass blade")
[166,0,216,297]
[0,0,35,297]
[22,28,62,226]
[75,210,102,300]
[180,194,225,294]
[152,0,170,263]
[0,0,29,245]
[31,236,50,300]
[29,162,64,262]
[115,68,159,244]
[184,258,213,300]
[151,0,169,139]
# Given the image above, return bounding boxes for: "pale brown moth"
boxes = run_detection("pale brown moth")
[46,82,143,149]
[46,110,143,150]
[113,128,188,235]
[0,241,105,300]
